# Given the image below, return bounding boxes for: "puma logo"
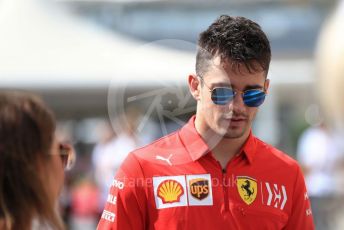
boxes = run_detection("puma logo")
[156,154,173,166]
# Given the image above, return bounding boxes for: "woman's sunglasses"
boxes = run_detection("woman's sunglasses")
[199,77,267,107]
[58,143,76,170]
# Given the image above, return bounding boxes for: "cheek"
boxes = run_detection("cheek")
[200,90,212,108]
[203,105,227,130]
[200,93,213,114]
[201,100,219,118]
[200,91,221,111]
[199,91,233,126]
[247,108,258,119]
[50,155,65,187]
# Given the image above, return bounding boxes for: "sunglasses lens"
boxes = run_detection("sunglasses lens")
[243,90,266,107]
[211,88,235,105]
[60,154,68,168]
[59,144,75,170]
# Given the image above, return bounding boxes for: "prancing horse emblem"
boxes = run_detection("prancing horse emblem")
[237,176,257,205]
[241,180,254,199]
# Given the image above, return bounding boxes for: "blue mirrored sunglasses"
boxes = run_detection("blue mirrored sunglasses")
[210,87,266,107]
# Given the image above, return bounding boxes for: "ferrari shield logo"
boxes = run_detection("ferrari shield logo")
[236,176,257,205]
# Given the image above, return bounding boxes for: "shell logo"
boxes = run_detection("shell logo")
[157,179,184,204]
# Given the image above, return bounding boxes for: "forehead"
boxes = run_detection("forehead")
[203,58,266,88]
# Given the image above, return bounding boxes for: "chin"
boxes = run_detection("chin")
[223,128,247,139]
[224,133,244,139]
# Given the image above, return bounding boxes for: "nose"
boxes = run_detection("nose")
[230,92,246,114]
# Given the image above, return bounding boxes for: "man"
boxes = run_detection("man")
[98,15,314,229]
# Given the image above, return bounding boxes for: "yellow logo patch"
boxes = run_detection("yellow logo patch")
[157,179,184,204]
[237,176,257,205]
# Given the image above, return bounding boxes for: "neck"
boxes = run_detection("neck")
[213,134,249,165]
[195,116,250,168]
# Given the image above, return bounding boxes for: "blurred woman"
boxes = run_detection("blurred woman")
[0,91,75,230]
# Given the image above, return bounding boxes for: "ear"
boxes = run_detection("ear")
[188,74,201,101]
[264,79,270,94]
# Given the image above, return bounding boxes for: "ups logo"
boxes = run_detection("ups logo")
[189,178,209,200]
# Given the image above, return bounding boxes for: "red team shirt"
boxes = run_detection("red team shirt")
[98,116,314,229]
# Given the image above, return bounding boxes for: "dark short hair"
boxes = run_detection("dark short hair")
[196,15,271,76]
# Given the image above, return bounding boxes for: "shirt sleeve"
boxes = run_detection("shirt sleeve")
[97,153,147,230]
[284,164,315,230]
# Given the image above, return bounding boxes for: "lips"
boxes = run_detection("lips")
[230,118,246,122]
[224,117,247,126]
[223,116,246,121]
[222,113,247,126]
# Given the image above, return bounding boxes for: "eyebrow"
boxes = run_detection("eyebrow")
[243,84,264,90]
[210,83,264,90]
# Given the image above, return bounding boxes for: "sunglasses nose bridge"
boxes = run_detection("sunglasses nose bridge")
[232,90,245,103]
[229,90,247,113]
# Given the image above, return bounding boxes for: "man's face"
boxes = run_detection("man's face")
[196,60,269,139]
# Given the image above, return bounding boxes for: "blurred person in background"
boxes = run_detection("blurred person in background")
[297,120,340,229]
[69,175,100,230]
[92,108,140,213]
[316,0,344,229]
[0,91,75,230]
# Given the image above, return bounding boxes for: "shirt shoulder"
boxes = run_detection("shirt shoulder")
[125,129,193,168]
[254,137,300,171]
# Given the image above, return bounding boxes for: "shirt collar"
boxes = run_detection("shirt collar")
[179,115,210,161]
[237,131,257,164]
[179,115,257,164]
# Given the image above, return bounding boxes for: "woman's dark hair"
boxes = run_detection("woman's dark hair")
[196,15,271,76]
[0,91,64,229]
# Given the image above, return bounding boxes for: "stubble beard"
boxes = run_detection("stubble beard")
[212,119,248,139]
[223,126,247,139]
